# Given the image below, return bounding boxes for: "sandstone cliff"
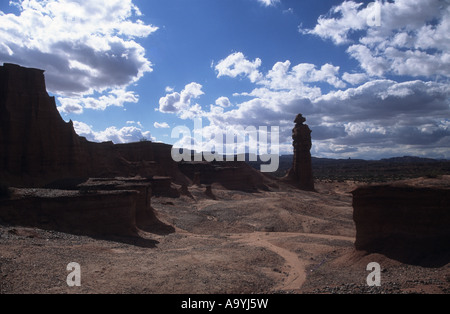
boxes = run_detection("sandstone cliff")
[0,63,272,192]
[0,63,184,188]
[352,176,450,264]
[0,63,84,186]
[0,188,139,237]
[0,63,281,238]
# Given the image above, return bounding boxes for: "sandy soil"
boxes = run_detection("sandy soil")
[0,181,448,294]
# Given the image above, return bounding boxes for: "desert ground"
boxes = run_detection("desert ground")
[0,180,448,294]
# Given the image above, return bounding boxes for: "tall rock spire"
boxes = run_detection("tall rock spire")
[287,114,315,191]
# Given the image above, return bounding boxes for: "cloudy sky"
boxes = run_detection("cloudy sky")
[0,0,449,159]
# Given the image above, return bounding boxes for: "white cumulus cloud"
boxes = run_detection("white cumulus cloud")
[0,0,158,112]
[215,97,232,108]
[257,0,280,7]
[301,0,450,79]
[159,82,205,119]
[58,89,140,114]
[154,122,170,129]
[73,121,153,144]
[342,72,369,85]
[206,55,450,159]
[215,52,263,83]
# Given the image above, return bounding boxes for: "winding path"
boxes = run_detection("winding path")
[233,232,354,291]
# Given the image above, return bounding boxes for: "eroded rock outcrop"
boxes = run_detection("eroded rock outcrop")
[0,63,184,189]
[0,63,85,186]
[286,114,315,191]
[0,63,184,237]
[352,176,450,264]
[178,161,275,192]
[0,188,140,237]
[0,63,273,238]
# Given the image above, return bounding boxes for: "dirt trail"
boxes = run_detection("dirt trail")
[230,231,355,292]
[1,180,448,294]
[234,232,307,291]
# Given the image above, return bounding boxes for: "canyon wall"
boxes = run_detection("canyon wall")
[0,189,139,237]
[0,63,85,186]
[0,63,184,188]
[0,63,275,237]
[352,176,450,262]
[0,63,269,191]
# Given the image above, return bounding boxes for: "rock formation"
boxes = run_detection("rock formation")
[0,63,185,188]
[0,63,84,186]
[352,176,450,264]
[0,63,277,238]
[0,188,140,237]
[0,63,274,193]
[286,114,315,191]
[205,185,216,200]
[178,161,273,192]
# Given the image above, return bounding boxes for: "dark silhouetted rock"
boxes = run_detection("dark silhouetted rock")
[78,177,156,231]
[205,185,216,200]
[0,63,283,238]
[0,188,140,237]
[286,114,315,191]
[0,63,185,188]
[151,176,180,197]
[0,63,279,194]
[352,176,450,265]
[193,172,201,186]
[0,63,86,186]
[179,161,272,192]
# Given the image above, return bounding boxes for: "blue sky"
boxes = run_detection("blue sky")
[0,0,449,159]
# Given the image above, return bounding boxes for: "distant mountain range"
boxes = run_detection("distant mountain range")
[247,155,450,182]
[379,156,448,163]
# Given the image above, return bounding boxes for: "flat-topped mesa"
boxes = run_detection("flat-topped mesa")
[0,63,47,94]
[287,114,315,191]
[0,63,85,185]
